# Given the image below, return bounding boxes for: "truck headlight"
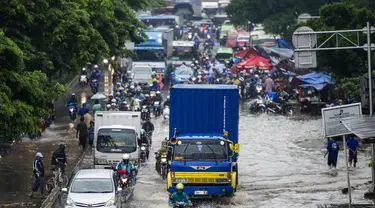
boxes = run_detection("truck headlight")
[161,158,167,163]
[95,158,108,165]
[216,178,229,183]
[141,146,146,151]
[172,178,187,183]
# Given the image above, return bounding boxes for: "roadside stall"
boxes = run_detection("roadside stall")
[232,55,272,74]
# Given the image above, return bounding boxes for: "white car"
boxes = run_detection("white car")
[62,169,121,208]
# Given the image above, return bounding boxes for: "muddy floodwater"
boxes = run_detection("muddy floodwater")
[123,111,373,208]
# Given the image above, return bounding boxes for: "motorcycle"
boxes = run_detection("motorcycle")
[90,79,98,94]
[141,106,150,121]
[79,75,88,90]
[248,96,266,113]
[116,169,134,204]
[153,101,161,117]
[139,143,148,163]
[173,202,189,208]
[160,154,168,180]
[67,103,76,121]
[265,95,293,116]
[134,99,141,111]
[187,32,193,41]
[163,105,170,120]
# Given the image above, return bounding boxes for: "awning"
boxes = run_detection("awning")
[341,115,375,141]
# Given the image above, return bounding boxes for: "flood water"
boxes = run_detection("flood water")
[123,111,373,208]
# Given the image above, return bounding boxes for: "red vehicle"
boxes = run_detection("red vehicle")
[236,31,249,48]
[225,31,238,48]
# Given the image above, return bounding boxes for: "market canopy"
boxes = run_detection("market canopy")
[236,55,273,70]
[262,47,294,61]
[291,72,335,86]
[273,39,293,49]
[234,48,258,59]
[341,115,375,142]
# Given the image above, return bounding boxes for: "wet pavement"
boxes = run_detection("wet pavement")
[0,65,109,207]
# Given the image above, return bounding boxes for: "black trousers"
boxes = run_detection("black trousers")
[32,175,45,194]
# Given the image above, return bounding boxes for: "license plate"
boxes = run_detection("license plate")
[194,190,208,195]
[183,82,188,84]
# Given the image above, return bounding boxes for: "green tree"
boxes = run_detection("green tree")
[0,30,64,142]
[301,3,375,78]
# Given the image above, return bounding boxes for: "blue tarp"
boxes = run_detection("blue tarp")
[296,72,335,85]
[273,39,293,49]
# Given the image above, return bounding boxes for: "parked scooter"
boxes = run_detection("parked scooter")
[248,96,266,113]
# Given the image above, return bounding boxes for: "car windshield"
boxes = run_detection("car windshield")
[96,129,137,153]
[71,178,113,193]
[134,50,165,61]
[172,46,194,60]
[216,53,232,60]
[173,139,228,161]
[133,67,151,74]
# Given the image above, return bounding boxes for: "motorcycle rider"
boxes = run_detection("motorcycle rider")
[90,79,99,94]
[125,93,136,108]
[141,94,152,107]
[153,91,163,103]
[206,35,215,48]
[134,89,145,100]
[91,65,101,80]
[193,33,200,50]
[107,94,114,104]
[51,144,67,174]
[148,72,158,86]
[142,119,155,134]
[138,129,150,159]
[67,93,78,106]
[116,154,136,185]
[79,103,88,117]
[155,140,168,173]
[163,96,170,107]
[80,67,87,76]
[119,101,128,111]
[110,103,119,111]
[168,183,192,207]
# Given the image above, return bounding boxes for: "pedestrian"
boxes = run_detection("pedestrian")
[76,117,88,151]
[88,121,95,153]
[83,109,93,128]
[92,99,101,115]
[29,152,45,198]
[324,137,339,169]
[347,136,359,167]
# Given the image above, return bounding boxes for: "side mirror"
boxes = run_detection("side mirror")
[61,188,68,193]
[117,187,122,192]
[230,143,240,153]
[165,137,168,141]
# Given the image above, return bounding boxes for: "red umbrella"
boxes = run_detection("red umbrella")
[237,55,272,71]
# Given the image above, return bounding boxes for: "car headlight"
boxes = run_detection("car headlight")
[161,158,167,163]
[141,146,146,151]
[177,77,182,81]
[95,158,108,165]
[66,197,74,206]
[105,197,115,206]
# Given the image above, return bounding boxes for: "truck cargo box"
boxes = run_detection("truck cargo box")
[169,84,239,144]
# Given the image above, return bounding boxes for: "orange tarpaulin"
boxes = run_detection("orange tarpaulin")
[236,55,272,71]
[234,48,259,59]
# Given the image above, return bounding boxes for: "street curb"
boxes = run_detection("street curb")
[40,151,87,208]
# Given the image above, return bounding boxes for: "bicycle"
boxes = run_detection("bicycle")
[45,163,69,193]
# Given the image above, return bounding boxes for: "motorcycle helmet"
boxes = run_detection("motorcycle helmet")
[111,103,117,108]
[106,104,111,109]
[119,87,124,91]
[122,154,130,163]
[111,98,117,103]
[190,63,195,68]
[156,91,161,95]
[176,183,184,193]
[82,67,86,71]
[130,85,135,90]
[239,77,244,82]
[145,94,150,98]
[71,93,76,97]
[127,93,133,97]
[115,92,120,97]
[140,129,145,135]
[94,65,98,69]
[167,96,170,100]
[109,94,114,98]
[59,144,65,150]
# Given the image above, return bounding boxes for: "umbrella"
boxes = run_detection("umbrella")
[237,55,272,70]
[91,93,106,100]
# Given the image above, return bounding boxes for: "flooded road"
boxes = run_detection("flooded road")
[123,111,373,208]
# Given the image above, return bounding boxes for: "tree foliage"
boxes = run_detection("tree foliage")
[0,0,154,141]
[226,0,375,37]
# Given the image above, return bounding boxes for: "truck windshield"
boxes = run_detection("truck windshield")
[134,50,165,61]
[253,39,277,47]
[96,129,137,153]
[216,53,232,60]
[173,139,228,161]
[172,46,194,60]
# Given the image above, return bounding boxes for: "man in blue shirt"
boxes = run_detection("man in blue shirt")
[347,136,359,167]
[168,183,192,207]
[324,138,339,169]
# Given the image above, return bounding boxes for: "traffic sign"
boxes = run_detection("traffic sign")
[297,13,311,24]
[294,51,317,69]
[292,26,317,48]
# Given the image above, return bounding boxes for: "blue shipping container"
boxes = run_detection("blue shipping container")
[169,84,239,144]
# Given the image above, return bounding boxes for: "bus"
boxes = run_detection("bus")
[138,16,179,28]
